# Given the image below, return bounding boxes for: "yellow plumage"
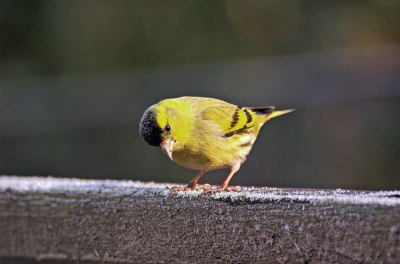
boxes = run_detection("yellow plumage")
[139,96,293,194]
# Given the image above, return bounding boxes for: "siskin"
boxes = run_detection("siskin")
[139,97,293,194]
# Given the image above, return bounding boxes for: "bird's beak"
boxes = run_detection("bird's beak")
[160,139,174,161]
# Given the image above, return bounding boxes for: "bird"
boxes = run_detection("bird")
[139,96,293,194]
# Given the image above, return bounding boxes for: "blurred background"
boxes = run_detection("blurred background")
[0,0,399,190]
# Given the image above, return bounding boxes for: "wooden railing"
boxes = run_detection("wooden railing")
[1,176,399,263]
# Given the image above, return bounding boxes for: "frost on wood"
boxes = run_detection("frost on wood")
[0,176,399,263]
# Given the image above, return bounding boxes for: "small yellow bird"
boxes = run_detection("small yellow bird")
[139,97,293,194]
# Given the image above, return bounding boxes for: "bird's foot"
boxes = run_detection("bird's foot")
[170,184,211,193]
[201,186,242,196]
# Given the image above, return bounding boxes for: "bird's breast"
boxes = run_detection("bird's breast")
[171,132,256,171]
[171,147,220,170]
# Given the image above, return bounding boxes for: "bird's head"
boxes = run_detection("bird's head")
[139,100,189,160]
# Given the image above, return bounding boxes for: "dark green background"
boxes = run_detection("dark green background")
[1,0,399,190]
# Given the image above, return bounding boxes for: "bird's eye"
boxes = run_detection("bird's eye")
[165,125,171,132]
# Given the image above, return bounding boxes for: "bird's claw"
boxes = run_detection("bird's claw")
[170,184,211,193]
[200,186,242,196]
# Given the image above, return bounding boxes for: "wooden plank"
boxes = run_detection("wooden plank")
[0,176,399,263]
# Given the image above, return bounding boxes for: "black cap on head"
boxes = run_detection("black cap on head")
[140,109,163,147]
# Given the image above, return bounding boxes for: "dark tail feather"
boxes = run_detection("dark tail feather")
[243,106,275,115]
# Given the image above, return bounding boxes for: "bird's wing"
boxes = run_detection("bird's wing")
[200,105,262,137]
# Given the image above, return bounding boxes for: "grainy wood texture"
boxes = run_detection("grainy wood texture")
[0,176,399,263]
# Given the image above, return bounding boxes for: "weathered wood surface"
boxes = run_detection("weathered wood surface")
[0,176,399,263]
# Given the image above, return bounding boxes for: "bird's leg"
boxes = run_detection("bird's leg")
[171,170,210,192]
[186,170,210,190]
[201,167,241,195]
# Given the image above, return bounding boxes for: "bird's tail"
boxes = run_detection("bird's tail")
[244,106,294,123]
[266,109,295,120]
